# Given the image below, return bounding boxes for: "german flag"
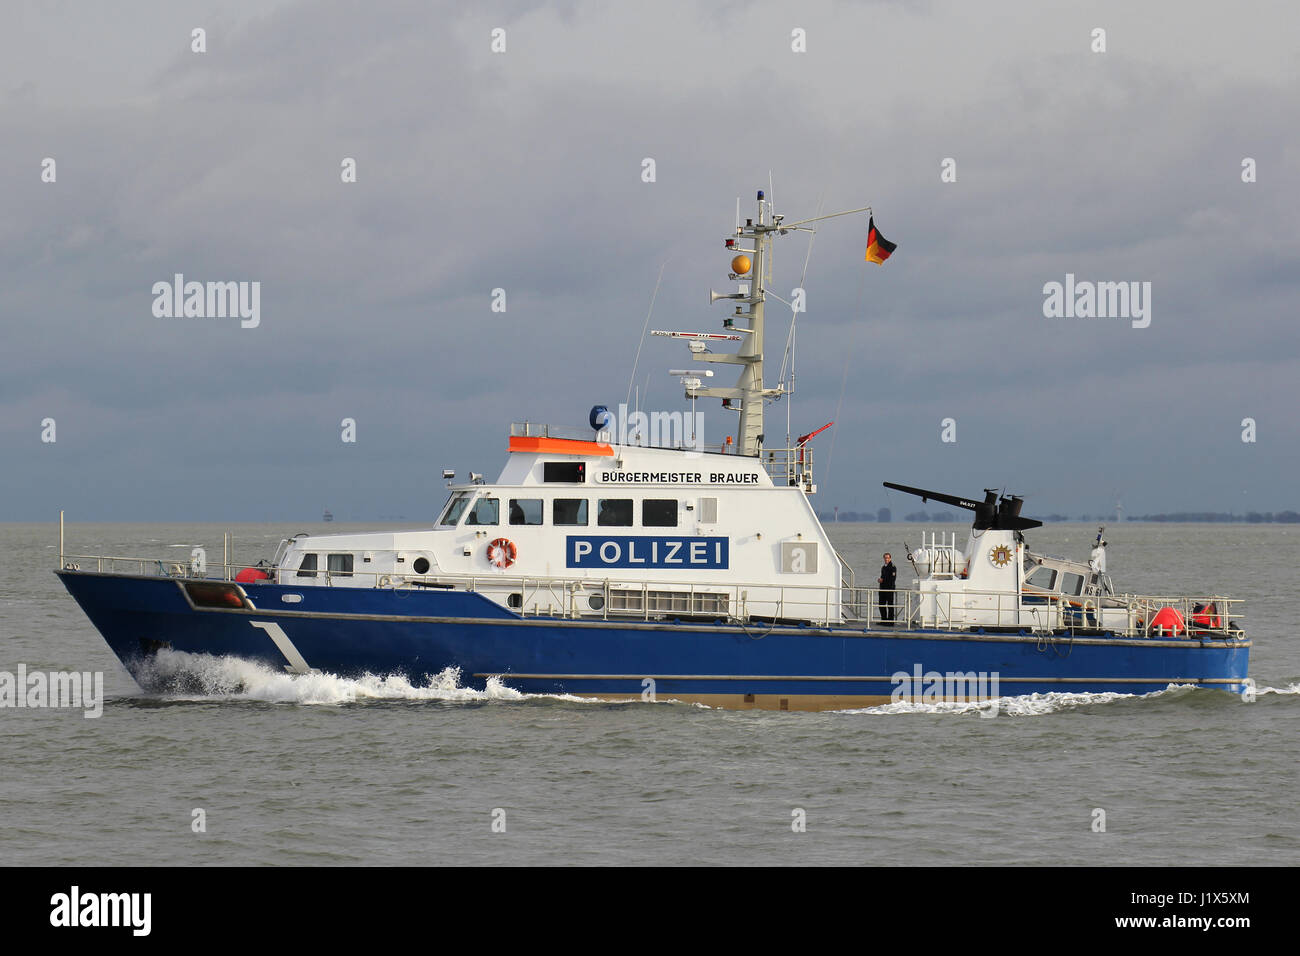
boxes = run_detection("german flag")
[864,216,897,265]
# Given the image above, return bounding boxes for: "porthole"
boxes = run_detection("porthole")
[588,593,605,611]
[507,593,522,609]
[413,557,430,575]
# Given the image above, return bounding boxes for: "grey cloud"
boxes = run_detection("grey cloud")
[1,0,1296,520]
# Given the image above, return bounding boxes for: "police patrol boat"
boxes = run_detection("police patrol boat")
[55,190,1250,710]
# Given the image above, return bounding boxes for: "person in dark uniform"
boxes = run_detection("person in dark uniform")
[878,553,897,624]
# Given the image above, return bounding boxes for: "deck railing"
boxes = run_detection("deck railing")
[58,552,1245,640]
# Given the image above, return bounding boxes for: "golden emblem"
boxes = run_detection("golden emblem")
[990,544,1013,568]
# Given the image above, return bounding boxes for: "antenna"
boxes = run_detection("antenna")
[779,188,825,446]
[626,258,671,410]
[651,330,742,341]
[691,190,872,456]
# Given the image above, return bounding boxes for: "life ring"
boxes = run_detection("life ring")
[487,538,517,569]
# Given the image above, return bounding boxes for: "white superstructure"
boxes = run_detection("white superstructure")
[274,431,846,622]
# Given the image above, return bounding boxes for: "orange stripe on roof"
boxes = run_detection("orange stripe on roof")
[508,436,614,457]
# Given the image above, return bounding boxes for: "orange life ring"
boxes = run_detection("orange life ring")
[486,538,517,569]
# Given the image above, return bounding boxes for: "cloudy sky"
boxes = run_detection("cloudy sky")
[2,0,1297,522]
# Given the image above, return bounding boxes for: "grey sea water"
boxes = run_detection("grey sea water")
[1,521,1296,866]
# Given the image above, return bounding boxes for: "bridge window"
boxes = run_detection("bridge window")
[553,499,588,525]
[509,499,543,525]
[466,497,499,526]
[439,492,472,525]
[1024,565,1057,591]
[597,499,633,526]
[1061,571,1084,596]
[328,553,354,577]
[642,499,678,527]
[296,553,318,578]
[543,462,586,483]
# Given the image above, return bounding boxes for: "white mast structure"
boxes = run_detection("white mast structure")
[686,189,870,457]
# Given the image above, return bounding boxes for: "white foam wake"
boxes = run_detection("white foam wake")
[843,685,1192,717]
[129,652,1285,712]
[133,649,525,705]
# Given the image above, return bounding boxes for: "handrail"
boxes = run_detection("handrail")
[508,421,815,483]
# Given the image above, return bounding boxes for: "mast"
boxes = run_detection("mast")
[691,190,775,456]
[734,192,769,455]
[689,190,871,457]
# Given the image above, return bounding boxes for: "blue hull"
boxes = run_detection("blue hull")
[56,571,1251,710]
